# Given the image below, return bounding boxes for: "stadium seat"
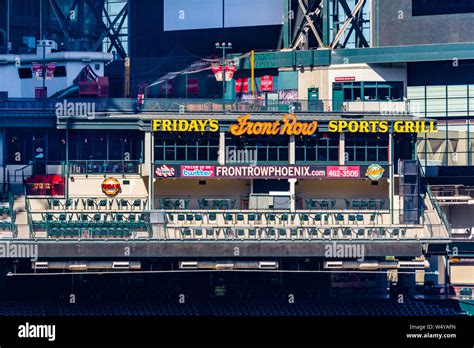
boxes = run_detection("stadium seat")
[224,213,233,223]
[133,199,141,209]
[243,228,254,238]
[237,229,245,238]
[98,200,107,209]
[343,228,352,238]
[278,228,287,237]
[198,198,209,209]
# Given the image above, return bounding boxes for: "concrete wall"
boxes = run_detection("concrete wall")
[296,179,389,199]
[155,179,250,197]
[444,205,474,229]
[68,175,148,199]
[154,179,251,209]
[297,63,407,101]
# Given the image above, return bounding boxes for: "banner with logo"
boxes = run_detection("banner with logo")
[45,63,56,80]
[260,75,274,91]
[155,164,176,178]
[32,64,43,80]
[155,165,387,180]
[181,165,215,178]
[235,78,249,93]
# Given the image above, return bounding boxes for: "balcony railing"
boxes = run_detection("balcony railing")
[68,160,141,175]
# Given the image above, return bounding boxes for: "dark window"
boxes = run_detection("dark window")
[54,66,67,77]
[413,0,474,16]
[18,68,33,79]
[346,133,389,164]
[154,132,219,162]
[295,133,339,163]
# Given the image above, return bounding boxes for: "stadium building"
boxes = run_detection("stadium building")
[0,0,472,316]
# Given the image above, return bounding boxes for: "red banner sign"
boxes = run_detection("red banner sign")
[235,78,249,93]
[260,75,274,91]
[187,78,199,95]
[335,76,356,82]
[326,166,361,178]
[161,80,173,95]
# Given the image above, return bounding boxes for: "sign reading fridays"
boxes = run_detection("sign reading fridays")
[151,115,437,135]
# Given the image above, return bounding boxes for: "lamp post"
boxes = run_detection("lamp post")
[215,42,232,104]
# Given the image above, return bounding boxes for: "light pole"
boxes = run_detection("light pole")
[215,42,232,104]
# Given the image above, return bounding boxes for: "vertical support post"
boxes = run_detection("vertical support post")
[6,0,10,53]
[251,50,255,97]
[222,47,226,103]
[322,0,330,47]
[389,130,394,224]
[283,0,290,48]
[289,179,297,212]
[145,132,154,210]
[339,132,345,165]
[289,135,295,165]
[65,125,69,200]
[42,43,46,101]
[149,131,154,210]
[218,131,226,165]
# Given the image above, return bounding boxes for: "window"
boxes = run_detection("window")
[53,66,67,77]
[155,132,219,162]
[226,134,289,163]
[69,130,143,161]
[346,133,389,163]
[18,68,32,79]
[296,133,339,163]
[413,0,474,16]
[336,81,404,101]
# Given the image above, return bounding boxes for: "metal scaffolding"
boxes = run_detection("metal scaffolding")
[47,0,128,58]
[288,0,370,50]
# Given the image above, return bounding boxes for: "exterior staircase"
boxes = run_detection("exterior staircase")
[13,195,29,239]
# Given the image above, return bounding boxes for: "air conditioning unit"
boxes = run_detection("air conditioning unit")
[179,261,199,269]
[33,262,49,269]
[112,261,130,269]
[324,261,343,269]
[398,260,429,269]
[258,261,279,270]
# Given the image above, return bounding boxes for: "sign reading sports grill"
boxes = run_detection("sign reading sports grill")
[155,165,386,179]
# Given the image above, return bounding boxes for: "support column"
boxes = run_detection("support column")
[65,127,69,200]
[289,178,297,212]
[322,0,330,47]
[389,131,395,224]
[339,132,345,165]
[283,0,290,48]
[144,132,154,209]
[289,135,295,164]
[219,131,226,165]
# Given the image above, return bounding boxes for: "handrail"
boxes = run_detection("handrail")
[426,185,451,233]
[417,157,451,233]
[13,164,32,183]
